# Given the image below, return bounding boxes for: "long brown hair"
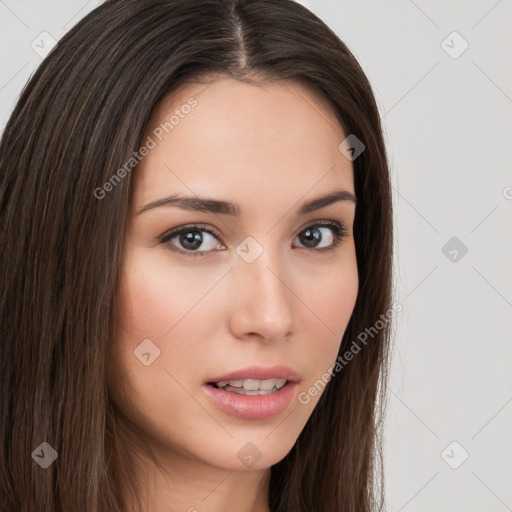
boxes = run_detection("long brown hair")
[0,1,394,510]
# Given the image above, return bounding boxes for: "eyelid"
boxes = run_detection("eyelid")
[160,222,222,240]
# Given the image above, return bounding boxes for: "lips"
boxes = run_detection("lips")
[203,365,300,420]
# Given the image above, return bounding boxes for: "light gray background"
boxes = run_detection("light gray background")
[1,1,511,510]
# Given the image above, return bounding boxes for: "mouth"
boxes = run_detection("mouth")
[202,365,300,420]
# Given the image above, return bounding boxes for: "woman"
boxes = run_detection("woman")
[0,1,394,511]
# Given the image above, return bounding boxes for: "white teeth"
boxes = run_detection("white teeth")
[214,378,287,393]
[243,379,260,391]
[241,378,287,391]
[254,378,280,390]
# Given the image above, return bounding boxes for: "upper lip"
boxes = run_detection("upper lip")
[206,365,300,384]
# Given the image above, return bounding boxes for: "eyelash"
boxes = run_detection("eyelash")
[159,221,348,258]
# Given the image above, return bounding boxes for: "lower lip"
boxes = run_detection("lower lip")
[202,381,298,420]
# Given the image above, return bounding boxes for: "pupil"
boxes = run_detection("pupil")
[180,231,203,250]
[300,227,321,248]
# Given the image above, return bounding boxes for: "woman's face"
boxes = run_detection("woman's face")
[108,77,358,472]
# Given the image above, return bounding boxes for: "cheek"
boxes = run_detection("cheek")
[117,252,221,341]
[112,250,231,396]
[108,254,223,448]
[297,249,358,338]
[294,254,358,395]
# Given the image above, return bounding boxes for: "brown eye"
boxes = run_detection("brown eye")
[160,225,225,257]
[294,222,348,251]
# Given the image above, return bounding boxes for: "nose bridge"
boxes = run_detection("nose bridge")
[229,236,294,340]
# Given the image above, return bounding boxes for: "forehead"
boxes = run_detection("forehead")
[132,77,354,213]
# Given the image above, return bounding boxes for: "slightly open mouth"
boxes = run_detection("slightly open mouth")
[207,378,288,396]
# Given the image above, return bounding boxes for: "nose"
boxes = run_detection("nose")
[227,242,294,343]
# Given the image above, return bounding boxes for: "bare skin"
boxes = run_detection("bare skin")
[107,76,359,512]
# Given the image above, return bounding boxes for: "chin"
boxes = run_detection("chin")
[195,427,300,472]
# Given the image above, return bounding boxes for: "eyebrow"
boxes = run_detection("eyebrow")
[136,189,357,217]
